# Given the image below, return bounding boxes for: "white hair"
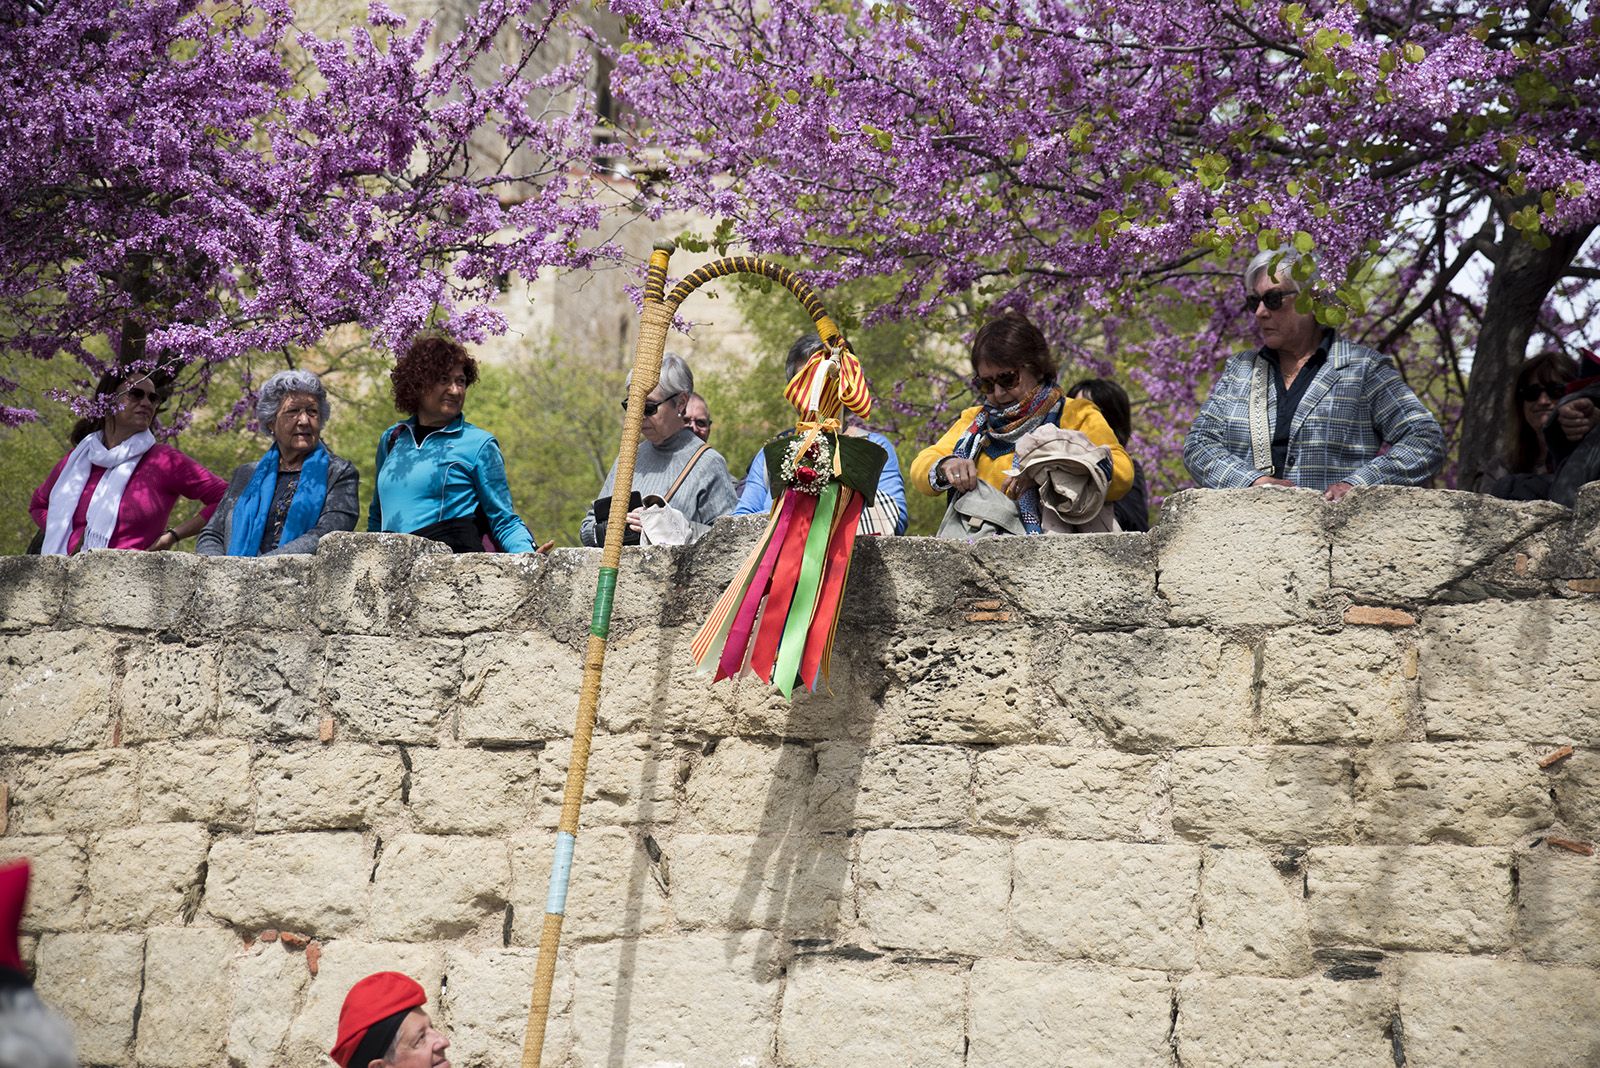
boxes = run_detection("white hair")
[627,352,694,399]
[1243,248,1318,292]
[255,369,330,427]
[0,988,78,1068]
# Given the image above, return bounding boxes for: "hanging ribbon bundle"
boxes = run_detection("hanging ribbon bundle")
[690,339,885,698]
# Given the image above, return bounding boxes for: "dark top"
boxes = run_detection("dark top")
[1262,329,1333,478]
[1114,460,1150,532]
[260,469,301,554]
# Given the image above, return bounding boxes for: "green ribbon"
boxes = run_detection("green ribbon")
[773,482,838,698]
[591,568,618,638]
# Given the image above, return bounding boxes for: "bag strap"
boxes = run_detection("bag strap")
[663,443,711,505]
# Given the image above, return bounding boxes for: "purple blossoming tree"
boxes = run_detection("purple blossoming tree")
[0,0,611,428]
[610,0,1600,490]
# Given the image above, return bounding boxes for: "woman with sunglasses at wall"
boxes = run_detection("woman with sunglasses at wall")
[29,366,227,554]
[1480,350,1579,500]
[579,352,737,547]
[911,312,1133,531]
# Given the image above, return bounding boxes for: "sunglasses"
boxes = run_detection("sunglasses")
[621,391,680,417]
[1517,383,1565,403]
[1244,288,1296,314]
[121,386,167,408]
[971,370,1021,394]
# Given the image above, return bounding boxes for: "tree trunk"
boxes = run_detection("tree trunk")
[1456,221,1594,491]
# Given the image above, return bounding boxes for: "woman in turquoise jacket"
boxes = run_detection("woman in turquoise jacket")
[367,335,540,553]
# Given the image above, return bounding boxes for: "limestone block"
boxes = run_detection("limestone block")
[253,744,402,832]
[729,649,875,743]
[596,626,738,738]
[534,544,676,639]
[118,640,220,743]
[63,548,200,630]
[216,631,326,740]
[0,556,64,631]
[283,940,443,1068]
[191,554,312,635]
[410,552,542,635]
[1156,489,1329,625]
[324,634,461,743]
[1260,628,1413,743]
[836,535,994,629]
[136,927,239,1068]
[509,826,668,944]
[1048,628,1255,748]
[570,931,780,1067]
[668,833,850,937]
[458,631,581,743]
[439,946,560,1068]
[410,747,536,835]
[1307,846,1512,951]
[0,630,118,749]
[537,734,679,828]
[974,746,1159,839]
[370,834,510,940]
[34,931,145,1066]
[682,737,817,834]
[1011,840,1199,970]
[1327,487,1564,601]
[811,743,971,831]
[856,830,1010,956]
[778,957,966,1068]
[1354,743,1554,845]
[2,836,87,932]
[205,832,370,936]
[308,531,447,634]
[1418,600,1600,742]
[1171,747,1353,845]
[7,749,136,834]
[1516,848,1600,966]
[227,941,312,1068]
[88,823,210,930]
[1175,974,1396,1067]
[1549,747,1600,839]
[137,739,251,827]
[1398,954,1600,1067]
[967,958,1173,1067]
[877,626,1037,744]
[972,530,1159,627]
[1198,848,1312,977]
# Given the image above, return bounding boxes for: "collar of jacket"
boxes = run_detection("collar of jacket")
[1254,327,1348,370]
[403,413,466,444]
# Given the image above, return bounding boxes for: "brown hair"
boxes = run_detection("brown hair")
[391,335,478,415]
[1506,351,1577,473]
[971,312,1057,383]
[69,366,174,444]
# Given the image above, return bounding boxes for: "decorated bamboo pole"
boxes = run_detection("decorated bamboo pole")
[520,249,847,1067]
[519,242,675,1068]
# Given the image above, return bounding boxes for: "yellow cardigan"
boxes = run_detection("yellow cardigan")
[910,397,1133,501]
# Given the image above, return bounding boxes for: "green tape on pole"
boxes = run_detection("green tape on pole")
[591,568,618,638]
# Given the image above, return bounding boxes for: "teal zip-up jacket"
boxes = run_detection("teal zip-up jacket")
[367,415,535,552]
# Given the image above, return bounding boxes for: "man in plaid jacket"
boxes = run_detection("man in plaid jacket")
[1184,249,1445,501]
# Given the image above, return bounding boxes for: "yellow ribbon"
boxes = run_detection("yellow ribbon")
[792,417,844,477]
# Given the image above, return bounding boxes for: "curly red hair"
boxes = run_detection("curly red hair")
[390,335,479,414]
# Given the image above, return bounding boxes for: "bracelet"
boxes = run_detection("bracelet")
[164,528,179,542]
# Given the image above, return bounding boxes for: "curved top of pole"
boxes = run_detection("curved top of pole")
[662,256,843,346]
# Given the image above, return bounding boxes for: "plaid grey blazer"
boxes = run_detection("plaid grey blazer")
[1183,336,1445,492]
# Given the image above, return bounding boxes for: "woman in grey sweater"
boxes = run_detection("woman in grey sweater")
[580,354,737,547]
[197,369,359,556]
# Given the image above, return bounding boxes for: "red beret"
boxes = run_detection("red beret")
[330,971,426,1067]
[0,860,26,976]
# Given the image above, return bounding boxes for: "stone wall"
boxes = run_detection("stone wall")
[2,486,1598,1068]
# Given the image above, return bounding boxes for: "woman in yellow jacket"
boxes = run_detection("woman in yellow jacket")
[911,312,1132,532]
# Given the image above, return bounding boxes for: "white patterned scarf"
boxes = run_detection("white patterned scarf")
[41,430,157,555]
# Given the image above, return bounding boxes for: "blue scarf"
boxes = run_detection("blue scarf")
[227,442,330,556]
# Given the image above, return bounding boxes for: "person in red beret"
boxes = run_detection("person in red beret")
[330,971,451,1068]
[0,860,79,1068]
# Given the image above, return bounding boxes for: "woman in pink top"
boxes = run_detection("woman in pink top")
[30,368,227,554]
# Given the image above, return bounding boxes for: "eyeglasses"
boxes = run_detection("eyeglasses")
[688,417,713,431]
[621,391,680,417]
[1244,288,1296,314]
[971,370,1021,395]
[1517,383,1564,403]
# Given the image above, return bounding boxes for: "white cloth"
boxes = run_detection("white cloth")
[1015,425,1120,534]
[42,429,157,555]
[638,497,695,545]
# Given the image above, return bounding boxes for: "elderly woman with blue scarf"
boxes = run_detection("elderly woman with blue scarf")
[911,312,1133,532]
[197,370,359,556]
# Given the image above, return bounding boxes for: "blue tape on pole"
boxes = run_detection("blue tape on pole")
[546,831,577,916]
